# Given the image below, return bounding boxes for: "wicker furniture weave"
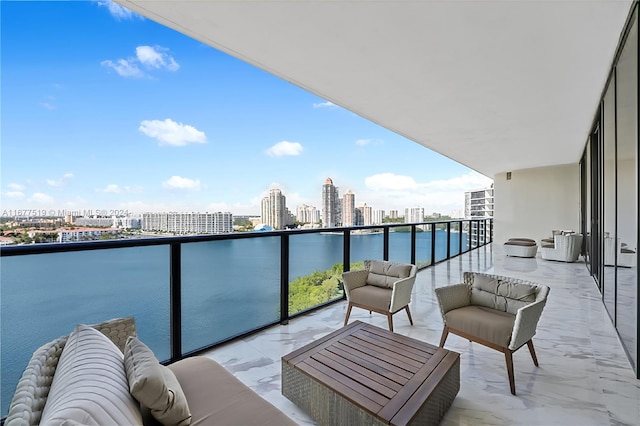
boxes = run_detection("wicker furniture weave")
[6,317,136,425]
[540,234,583,262]
[282,321,460,426]
[435,272,550,395]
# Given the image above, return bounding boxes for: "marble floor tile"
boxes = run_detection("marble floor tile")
[205,244,640,425]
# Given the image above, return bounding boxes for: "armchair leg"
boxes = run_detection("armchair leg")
[344,303,353,326]
[387,313,394,332]
[439,326,450,347]
[504,350,516,395]
[405,306,414,325]
[527,340,539,366]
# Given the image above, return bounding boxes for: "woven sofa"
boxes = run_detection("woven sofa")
[6,317,296,426]
[540,233,582,262]
[435,272,550,395]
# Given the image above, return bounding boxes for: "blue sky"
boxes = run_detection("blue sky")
[1,1,492,217]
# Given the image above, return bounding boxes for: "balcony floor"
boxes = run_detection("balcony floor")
[203,244,640,425]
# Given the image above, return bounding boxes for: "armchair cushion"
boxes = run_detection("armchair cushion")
[444,306,515,347]
[365,260,413,288]
[349,286,391,312]
[471,275,538,315]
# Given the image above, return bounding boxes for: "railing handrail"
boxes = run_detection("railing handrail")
[0,218,492,256]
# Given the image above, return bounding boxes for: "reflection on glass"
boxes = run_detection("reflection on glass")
[289,233,344,314]
[603,76,616,319]
[615,9,638,373]
[181,238,280,352]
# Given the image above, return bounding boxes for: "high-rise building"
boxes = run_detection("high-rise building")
[342,190,356,226]
[142,212,233,234]
[389,210,399,219]
[464,185,494,218]
[261,188,289,230]
[322,178,339,228]
[405,207,425,223]
[296,204,320,224]
[357,203,373,226]
[372,209,385,225]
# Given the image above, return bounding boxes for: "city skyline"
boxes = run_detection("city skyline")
[1,1,492,217]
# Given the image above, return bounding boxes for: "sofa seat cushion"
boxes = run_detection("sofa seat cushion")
[365,260,412,288]
[349,285,391,311]
[166,357,296,426]
[40,324,143,425]
[504,239,536,246]
[445,306,515,347]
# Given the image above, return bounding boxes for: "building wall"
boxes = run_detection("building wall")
[493,163,580,244]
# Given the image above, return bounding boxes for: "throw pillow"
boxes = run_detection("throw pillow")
[124,336,191,426]
[40,324,143,425]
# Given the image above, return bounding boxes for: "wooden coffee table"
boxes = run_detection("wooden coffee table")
[282,321,459,426]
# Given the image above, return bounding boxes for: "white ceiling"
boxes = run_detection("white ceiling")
[116,0,633,178]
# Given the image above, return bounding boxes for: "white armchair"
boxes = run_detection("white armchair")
[342,260,417,332]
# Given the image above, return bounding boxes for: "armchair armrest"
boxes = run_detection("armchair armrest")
[509,299,547,350]
[342,269,369,299]
[434,283,471,319]
[390,276,416,313]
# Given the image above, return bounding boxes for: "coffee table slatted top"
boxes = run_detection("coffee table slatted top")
[282,321,460,425]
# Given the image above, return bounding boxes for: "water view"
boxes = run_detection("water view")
[0,229,469,414]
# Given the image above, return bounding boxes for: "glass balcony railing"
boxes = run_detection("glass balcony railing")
[0,218,492,417]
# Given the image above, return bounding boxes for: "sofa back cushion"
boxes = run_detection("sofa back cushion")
[40,324,143,425]
[364,260,413,288]
[470,273,539,314]
[124,336,191,426]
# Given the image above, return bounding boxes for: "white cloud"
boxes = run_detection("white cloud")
[40,102,56,110]
[5,191,25,199]
[136,46,179,71]
[46,173,74,187]
[360,171,493,214]
[102,45,178,78]
[8,183,26,191]
[313,101,337,109]
[29,192,54,204]
[206,202,231,212]
[101,59,144,78]
[96,184,143,194]
[139,119,207,146]
[265,141,303,157]
[365,173,419,191]
[162,176,202,191]
[98,1,137,20]
[356,138,382,147]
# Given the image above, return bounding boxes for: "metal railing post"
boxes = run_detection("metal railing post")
[280,233,290,325]
[430,223,436,265]
[343,230,351,273]
[446,222,451,259]
[410,225,416,265]
[383,227,390,261]
[170,243,182,362]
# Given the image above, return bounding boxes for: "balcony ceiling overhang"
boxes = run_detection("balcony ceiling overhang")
[116,0,633,177]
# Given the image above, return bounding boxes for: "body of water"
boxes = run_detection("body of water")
[0,229,469,415]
